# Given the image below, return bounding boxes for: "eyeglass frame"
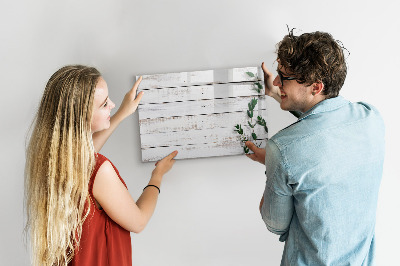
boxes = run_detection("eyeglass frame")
[277,69,297,86]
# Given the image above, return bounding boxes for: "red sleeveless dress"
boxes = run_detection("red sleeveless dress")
[69,153,132,266]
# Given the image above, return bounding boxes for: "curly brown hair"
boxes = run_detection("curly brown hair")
[277,30,348,98]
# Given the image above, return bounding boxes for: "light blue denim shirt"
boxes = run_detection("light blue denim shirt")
[261,96,385,266]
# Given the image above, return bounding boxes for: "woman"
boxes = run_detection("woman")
[25,65,177,265]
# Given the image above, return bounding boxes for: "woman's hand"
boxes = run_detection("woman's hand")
[262,62,281,103]
[93,151,178,234]
[152,151,178,179]
[92,77,144,152]
[115,76,144,120]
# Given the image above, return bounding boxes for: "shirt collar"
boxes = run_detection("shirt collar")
[298,95,350,121]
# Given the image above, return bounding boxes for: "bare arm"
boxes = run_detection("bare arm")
[93,150,178,233]
[93,77,144,152]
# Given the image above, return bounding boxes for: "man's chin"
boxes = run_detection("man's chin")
[279,103,290,111]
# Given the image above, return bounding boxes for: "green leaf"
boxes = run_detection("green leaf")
[254,82,263,93]
[247,110,253,118]
[248,98,258,111]
[252,132,258,140]
[251,98,258,109]
[246,71,255,77]
[247,121,255,128]
[257,116,266,127]
[244,146,250,154]
[264,125,268,133]
[234,124,244,135]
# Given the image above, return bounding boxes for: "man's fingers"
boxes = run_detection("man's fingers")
[246,153,257,161]
[261,62,272,77]
[245,141,257,152]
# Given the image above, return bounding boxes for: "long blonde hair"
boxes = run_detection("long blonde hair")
[25,65,101,265]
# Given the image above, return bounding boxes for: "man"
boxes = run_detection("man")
[246,31,385,265]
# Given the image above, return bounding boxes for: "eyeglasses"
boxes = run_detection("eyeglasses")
[277,70,297,86]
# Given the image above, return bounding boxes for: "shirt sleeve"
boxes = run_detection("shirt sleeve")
[260,139,294,241]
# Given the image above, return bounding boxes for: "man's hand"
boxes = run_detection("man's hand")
[245,141,266,165]
[262,62,281,103]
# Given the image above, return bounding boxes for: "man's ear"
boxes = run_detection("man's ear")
[312,82,324,96]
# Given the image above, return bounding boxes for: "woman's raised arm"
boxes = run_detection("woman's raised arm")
[92,76,144,152]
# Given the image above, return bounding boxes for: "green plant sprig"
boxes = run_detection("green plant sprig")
[234,97,268,154]
[234,71,268,154]
[257,116,268,133]
[245,71,263,94]
[234,124,250,153]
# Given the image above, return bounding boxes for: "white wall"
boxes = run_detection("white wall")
[1,0,399,265]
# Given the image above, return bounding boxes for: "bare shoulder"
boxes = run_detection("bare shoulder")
[91,159,139,232]
[96,160,117,179]
[93,160,126,199]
